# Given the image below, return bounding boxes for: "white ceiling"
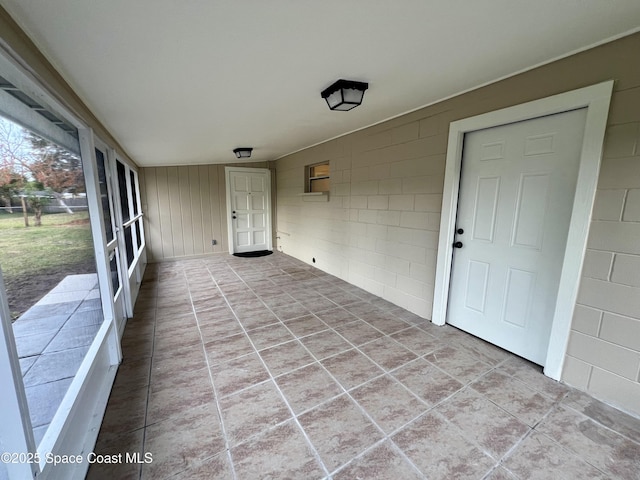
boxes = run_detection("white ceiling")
[2,1,640,167]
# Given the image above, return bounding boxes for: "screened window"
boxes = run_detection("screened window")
[307,162,330,193]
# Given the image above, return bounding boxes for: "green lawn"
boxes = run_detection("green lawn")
[0,211,96,318]
[0,212,95,278]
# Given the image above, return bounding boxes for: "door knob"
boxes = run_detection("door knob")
[453,241,463,248]
[232,215,237,219]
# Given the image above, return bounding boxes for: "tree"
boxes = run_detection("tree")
[27,133,84,214]
[0,116,85,223]
[0,119,29,213]
[23,181,50,226]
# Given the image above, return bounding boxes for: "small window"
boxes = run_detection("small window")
[307,162,330,193]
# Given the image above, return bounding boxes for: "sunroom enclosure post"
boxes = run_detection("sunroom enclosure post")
[78,128,122,365]
[0,268,38,479]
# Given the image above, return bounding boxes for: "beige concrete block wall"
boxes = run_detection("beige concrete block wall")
[139,162,271,262]
[275,32,640,416]
[567,89,640,415]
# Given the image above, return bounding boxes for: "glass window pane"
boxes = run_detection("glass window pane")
[310,178,330,192]
[130,170,139,216]
[135,219,142,251]
[310,164,330,178]
[95,149,114,242]
[124,226,134,267]
[110,250,120,294]
[116,160,130,223]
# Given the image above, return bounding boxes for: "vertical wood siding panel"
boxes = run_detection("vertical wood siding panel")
[189,166,205,255]
[199,165,215,253]
[140,168,158,262]
[178,167,194,256]
[167,167,185,257]
[155,167,173,259]
[216,165,228,252]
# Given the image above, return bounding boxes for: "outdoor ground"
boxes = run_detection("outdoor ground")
[0,211,96,319]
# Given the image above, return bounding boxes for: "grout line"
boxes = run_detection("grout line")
[224,260,439,477]
[206,258,332,479]
[185,261,238,480]
[136,267,158,480]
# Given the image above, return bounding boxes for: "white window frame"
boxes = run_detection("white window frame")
[306,161,330,193]
[0,43,141,479]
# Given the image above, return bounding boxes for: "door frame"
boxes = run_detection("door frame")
[432,81,614,380]
[225,166,273,254]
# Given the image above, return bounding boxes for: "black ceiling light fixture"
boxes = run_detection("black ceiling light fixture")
[233,147,253,159]
[321,79,369,111]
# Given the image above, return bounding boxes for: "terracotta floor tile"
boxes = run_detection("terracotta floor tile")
[142,402,226,479]
[231,421,326,479]
[358,336,418,371]
[87,428,144,480]
[270,302,312,321]
[470,370,555,427]
[91,253,640,480]
[333,441,423,480]
[424,345,492,384]
[149,364,211,394]
[146,377,215,425]
[204,332,254,365]
[485,467,519,479]
[351,375,427,433]
[321,349,384,390]
[390,326,442,355]
[99,386,148,435]
[259,340,315,377]
[455,333,512,366]
[246,322,294,350]
[392,358,463,405]
[536,405,640,479]
[284,314,329,338]
[171,453,234,480]
[298,395,383,471]
[211,353,270,397]
[275,363,343,414]
[392,412,494,480]
[504,431,610,479]
[194,306,236,325]
[561,389,640,444]
[237,310,280,331]
[299,329,352,360]
[220,381,291,445]
[498,356,569,401]
[334,319,384,346]
[150,345,207,382]
[314,307,359,327]
[436,388,530,458]
[362,314,409,335]
[199,318,244,342]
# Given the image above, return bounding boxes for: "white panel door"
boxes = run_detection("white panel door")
[448,109,587,364]
[227,168,271,253]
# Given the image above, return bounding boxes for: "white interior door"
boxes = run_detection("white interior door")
[226,167,272,254]
[447,109,587,365]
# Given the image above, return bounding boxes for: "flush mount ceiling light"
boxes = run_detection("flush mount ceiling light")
[233,147,253,159]
[321,79,369,111]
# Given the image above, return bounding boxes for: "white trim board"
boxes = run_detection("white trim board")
[432,81,614,380]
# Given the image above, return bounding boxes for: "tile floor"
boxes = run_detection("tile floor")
[88,253,640,480]
[12,274,103,443]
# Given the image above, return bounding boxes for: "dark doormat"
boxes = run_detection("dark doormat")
[233,250,273,258]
